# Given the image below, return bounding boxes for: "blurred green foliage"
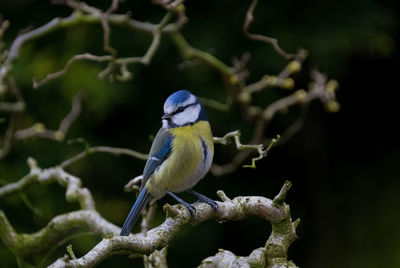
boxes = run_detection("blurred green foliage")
[1,0,399,267]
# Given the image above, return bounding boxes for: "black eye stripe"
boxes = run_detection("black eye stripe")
[171,102,197,116]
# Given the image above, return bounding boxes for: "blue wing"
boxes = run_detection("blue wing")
[140,127,173,190]
[120,127,172,236]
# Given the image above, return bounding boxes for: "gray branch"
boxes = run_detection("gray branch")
[0,164,298,268]
[0,157,94,209]
[46,182,297,267]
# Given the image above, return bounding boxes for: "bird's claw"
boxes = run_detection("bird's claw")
[183,203,196,218]
[193,198,218,211]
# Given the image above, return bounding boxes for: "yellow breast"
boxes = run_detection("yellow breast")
[146,121,214,198]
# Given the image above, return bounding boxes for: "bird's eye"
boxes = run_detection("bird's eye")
[176,106,185,113]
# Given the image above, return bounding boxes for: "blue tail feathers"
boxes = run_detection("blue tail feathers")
[120,187,150,236]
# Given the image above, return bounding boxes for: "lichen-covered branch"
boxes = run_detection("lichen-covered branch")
[0,157,94,210]
[199,248,268,268]
[143,247,168,268]
[200,181,297,268]
[0,0,341,266]
[0,168,296,267]
[0,210,119,260]
[45,182,297,268]
[0,175,298,268]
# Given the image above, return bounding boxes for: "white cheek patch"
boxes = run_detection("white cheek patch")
[164,104,174,114]
[172,104,200,126]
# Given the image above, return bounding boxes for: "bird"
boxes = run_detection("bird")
[120,90,217,236]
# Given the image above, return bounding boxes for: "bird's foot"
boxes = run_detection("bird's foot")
[182,203,196,218]
[187,189,218,211]
[167,191,196,218]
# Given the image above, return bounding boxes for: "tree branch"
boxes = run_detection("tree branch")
[33,54,112,88]
[243,0,296,60]
[59,146,148,168]
[0,101,25,113]
[263,70,339,121]
[0,210,119,260]
[14,92,82,142]
[0,115,17,159]
[0,1,341,266]
[1,167,297,268]
[0,0,189,92]
[199,248,268,268]
[168,32,235,76]
[46,182,296,267]
[243,50,307,95]
[0,157,94,210]
[213,130,280,172]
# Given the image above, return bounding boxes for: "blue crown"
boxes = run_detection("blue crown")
[164,90,195,106]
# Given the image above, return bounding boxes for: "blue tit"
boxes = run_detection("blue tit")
[120,90,217,236]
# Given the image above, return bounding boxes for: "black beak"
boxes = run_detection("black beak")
[162,114,171,120]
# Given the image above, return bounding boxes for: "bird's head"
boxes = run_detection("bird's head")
[162,90,207,129]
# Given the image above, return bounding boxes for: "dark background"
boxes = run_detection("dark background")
[1,0,399,267]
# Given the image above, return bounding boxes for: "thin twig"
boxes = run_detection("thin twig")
[0,4,184,91]
[244,75,294,93]
[168,32,235,76]
[60,146,148,168]
[263,70,338,121]
[0,115,17,159]
[15,93,83,141]
[243,0,295,59]
[59,92,83,133]
[0,157,94,209]
[273,180,292,205]
[33,54,112,88]
[101,0,119,56]
[243,49,307,95]
[213,130,280,172]
[0,102,25,112]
